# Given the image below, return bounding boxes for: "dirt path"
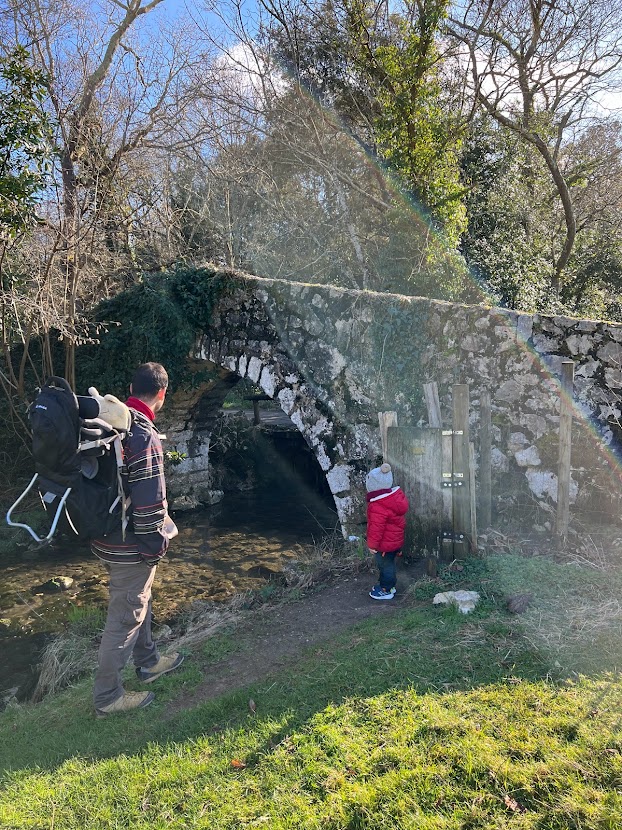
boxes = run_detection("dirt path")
[166,563,424,716]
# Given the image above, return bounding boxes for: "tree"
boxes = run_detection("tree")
[263,0,467,242]
[0,0,209,387]
[448,0,622,294]
[460,112,622,316]
[0,46,53,428]
[0,47,52,245]
[460,117,557,309]
[177,0,469,297]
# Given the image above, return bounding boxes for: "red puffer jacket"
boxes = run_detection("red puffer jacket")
[366,487,409,553]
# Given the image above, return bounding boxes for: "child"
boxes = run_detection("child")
[366,462,409,600]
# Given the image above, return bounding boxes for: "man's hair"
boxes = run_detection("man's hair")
[131,362,169,399]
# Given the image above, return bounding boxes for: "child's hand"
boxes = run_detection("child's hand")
[368,548,378,554]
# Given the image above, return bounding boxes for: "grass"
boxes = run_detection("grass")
[2,552,622,828]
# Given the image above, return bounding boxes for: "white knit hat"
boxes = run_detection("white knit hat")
[366,463,393,492]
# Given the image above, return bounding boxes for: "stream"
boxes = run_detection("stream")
[0,483,338,704]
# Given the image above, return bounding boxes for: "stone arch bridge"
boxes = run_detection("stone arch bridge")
[164,269,622,536]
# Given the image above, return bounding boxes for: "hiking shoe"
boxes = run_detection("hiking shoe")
[95,690,154,718]
[136,652,184,683]
[369,586,396,600]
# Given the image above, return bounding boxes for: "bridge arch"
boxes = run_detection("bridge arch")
[165,337,374,535]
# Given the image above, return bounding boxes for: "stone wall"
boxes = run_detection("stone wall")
[165,270,622,534]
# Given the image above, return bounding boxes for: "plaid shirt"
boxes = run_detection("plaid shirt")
[91,408,169,566]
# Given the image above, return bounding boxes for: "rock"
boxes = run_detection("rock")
[507,593,532,614]
[433,590,480,614]
[495,379,523,403]
[33,576,74,594]
[1,687,19,708]
[508,432,529,453]
[206,490,224,505]
[514,446,541,467]
[598,341,622,365]
[565,334,593,356]
[491,448,509,472]
[170,495,201,511]
[526,469,578,503]
[154,624,173,641]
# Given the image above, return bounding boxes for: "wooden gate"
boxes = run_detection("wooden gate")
[386,423,472,560]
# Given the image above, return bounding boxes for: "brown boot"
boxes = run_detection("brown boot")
[136,652,184,683]
[95,690,155,718]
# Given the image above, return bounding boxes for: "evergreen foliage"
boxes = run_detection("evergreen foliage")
[0,47,53,244]
[76,266,233,396]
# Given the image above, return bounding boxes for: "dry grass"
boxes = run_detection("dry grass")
[172,597,246,651]
[282,530,371,590]
[32,634,97,702]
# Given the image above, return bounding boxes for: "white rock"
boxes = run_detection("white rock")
[525,469,578,503]
[259,365,276,398]
[170,495,201,511]
[516,315,533,341]
[566,334,592,356]
[514,446,541,467]
[433,590,480,614]
[326,464,352,494]
[247,356,263,383]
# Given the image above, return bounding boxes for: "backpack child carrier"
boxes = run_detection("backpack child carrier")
[6,377,129,545]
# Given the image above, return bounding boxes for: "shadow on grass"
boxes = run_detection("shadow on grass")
[0,596,554,774]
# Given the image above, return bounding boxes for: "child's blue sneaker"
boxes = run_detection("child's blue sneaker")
[369,586,396,600]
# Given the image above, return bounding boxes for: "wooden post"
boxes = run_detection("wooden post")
[556,360,575,544]
[378,411,398,461]
[441,429,454,561]
[452,384,471,557]
[423,382,442,428]
[479,390,492,530]
[469,442,478,552]
[244,394,271,426]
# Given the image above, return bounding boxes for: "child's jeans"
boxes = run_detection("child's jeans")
[375,550,400,591]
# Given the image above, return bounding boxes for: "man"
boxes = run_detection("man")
[91,362,183,717]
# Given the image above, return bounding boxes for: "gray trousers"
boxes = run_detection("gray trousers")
[93,560,160,709]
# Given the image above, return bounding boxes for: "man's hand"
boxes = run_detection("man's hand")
[88,387,132,431]
[163,515,178,540]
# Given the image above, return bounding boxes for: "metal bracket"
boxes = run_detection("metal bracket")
[6,473,72,544]
[442,430,464,436]
[442,531,466,541]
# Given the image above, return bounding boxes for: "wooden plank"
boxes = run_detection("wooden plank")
[452,384,471,558]
[441,429,454,561]
[378,411,398,461]
[469,442,478,552]
[423,382,442,428]
[479,390,492,530]
[556,360,575,544]
[387,426,442,556]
